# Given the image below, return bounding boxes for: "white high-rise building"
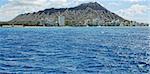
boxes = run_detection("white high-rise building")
[92,18,99,25]
[58,16,65,26]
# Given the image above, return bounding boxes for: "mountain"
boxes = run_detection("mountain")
[7,2,149,26]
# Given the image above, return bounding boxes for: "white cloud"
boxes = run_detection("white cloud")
[118,4,149,16]
[0,0,68,21]
[1,0,99,21]
[8,0,48,6]
[123,0,146,3]
[0,0,149,23]
[117,4,150,23]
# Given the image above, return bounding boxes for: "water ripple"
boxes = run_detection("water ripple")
[0,27,150,74]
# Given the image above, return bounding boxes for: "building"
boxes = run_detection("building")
[84,19,91,25]
[92,18,99,25]
[39,18,45,26]
[58,16,65,26]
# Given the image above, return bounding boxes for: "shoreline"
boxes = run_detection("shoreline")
[0,26,149,28]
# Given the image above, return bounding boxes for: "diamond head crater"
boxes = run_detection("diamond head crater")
[0,2,149,27]
[0,1,150,74]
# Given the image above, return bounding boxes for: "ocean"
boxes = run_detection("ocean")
[0,27,150,74]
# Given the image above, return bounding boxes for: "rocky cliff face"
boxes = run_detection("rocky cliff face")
[10,2,148,26]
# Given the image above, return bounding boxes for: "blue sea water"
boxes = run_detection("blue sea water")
[0,27,150,74]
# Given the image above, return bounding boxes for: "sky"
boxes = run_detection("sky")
[0,0,149,24]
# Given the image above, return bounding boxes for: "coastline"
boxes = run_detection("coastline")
[0,25,149,29]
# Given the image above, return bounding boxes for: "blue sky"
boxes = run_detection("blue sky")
[0,0,149,24]
[0,0,7,5]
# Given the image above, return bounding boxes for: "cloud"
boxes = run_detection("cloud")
[118,4,149,16]
[117,4,150,23]
[0,0,101,21]
[8,0,48,6]
[0,0,68,21]
[0,0,149,23]
[123,0,146,3]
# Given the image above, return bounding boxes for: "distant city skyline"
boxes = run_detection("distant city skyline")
[0,0,149,24]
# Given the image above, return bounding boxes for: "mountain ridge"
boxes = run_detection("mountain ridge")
[1,2,148,26]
